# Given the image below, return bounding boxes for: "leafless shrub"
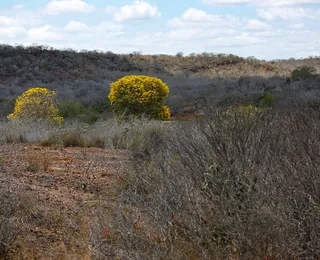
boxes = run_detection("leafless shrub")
[0,120,54,144]
[0,172,23,258]
[115,107,320,259]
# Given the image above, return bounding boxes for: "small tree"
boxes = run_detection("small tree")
[290,66,317,81]
[108,75,170,120]
[8,88,63,125]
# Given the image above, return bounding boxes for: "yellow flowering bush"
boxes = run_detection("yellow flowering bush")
[225,104,262,134]
[8,88,63,125]
[108,75,170,120]
[226,104,261,118]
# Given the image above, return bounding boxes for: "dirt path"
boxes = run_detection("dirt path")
[0,143,129,259]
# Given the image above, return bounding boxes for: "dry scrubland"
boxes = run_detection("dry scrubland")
[1,108,320,259]
[1,44,320,259]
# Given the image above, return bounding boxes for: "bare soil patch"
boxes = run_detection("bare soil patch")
[0,143,129,259]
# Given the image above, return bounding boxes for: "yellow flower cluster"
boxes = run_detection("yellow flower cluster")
[8,87,64,125]
[226,104,262,118]
[108,75,170,120]
[158,105,171,121]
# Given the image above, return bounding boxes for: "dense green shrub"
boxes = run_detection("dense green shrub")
[58,100,85,119]
[257,93,278,108]
[290,66,317,81]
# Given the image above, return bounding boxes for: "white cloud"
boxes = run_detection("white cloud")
[202,0,253,4]
[202,0,320,6]
[64,20,123,33]
[0,16,19,27]
[258,7,313,20]
[64,21,88,32]
[28,25,63,41]
[169,8,244,28]
[0,26,26,38]
[106,1,161,22]
[15,11,43,26]
[0,27,26,38]
[169,8,269,31]
[289,23,305,29]
[0,16,27,38]
[94,22,124,32]
[13,4,24,9]
[45,0,95,15]
[166,8,267,52]
[246,19,271,30]
[0,2,319,59]
[258,0,320,7]
[181,8,212,21]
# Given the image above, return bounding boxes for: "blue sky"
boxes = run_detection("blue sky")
[0,0,319,59]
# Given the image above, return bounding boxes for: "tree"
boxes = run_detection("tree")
[290,66,318,81]
[7,88,63,125]
[108,75,170,120]
[58,100,85,119]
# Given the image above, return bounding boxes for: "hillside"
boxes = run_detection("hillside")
[0,44,320,119]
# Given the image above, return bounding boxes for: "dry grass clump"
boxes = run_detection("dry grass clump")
[60,131,86,148]
[0,120,53,144]
[113,106,320,259]
[25,151,50,172]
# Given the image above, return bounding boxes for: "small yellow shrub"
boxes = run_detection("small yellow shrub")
[8,88,63,125]
[226,104,261,118]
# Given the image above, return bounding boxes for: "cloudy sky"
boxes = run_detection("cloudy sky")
[0,0,319,59]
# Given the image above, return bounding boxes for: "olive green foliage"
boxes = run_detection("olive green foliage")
[90,98,112,114]
[108,75,170,120]
[58,100,85,118]
[290,66,317,81]
[58,100,105,124]
[257,93,278,108]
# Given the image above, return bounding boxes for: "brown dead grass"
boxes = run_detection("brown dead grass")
[0,143,129,259]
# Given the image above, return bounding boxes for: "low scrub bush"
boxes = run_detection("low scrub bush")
[0,181,24,258]
[0,120,54,144]
[115,107,320,259]
[61,131,86,148]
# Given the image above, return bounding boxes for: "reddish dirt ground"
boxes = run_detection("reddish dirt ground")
[0,143,129,259]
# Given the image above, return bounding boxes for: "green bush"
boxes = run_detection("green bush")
[58,100,85,119]
[257,93,278,108]
[90,98,112,114]
[290,66,318,81]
